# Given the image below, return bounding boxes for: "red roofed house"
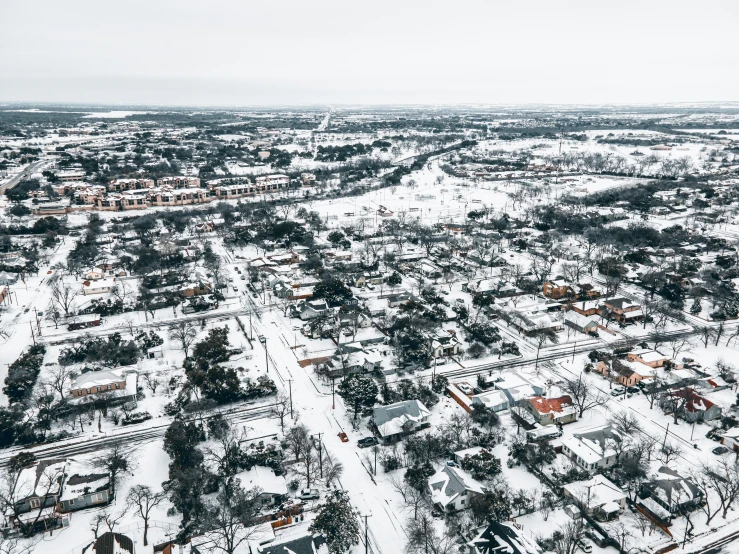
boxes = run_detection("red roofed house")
[522,395,578,426]
[660,388,722,423]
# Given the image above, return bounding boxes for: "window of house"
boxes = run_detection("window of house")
[30,498,41,508]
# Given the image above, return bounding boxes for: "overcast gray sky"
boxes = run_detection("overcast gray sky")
[1,0,737,107]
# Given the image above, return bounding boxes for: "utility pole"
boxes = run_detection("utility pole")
[663,422,670,450]
[331,376,335,410]
[572,339,576,363]
[260,336,268,373]
[287,378,294,418]
[29,320,36,345]
[362,514,372,554]
[317,432,324,478]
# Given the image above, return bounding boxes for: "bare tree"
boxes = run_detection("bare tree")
[390,474,427,520]
[92,442,135,497]
[0,460,66,537]
[701,458,739,520]
[50,281,77,317]
[90,509,127,539]
[562,374,609,418]
[126,485,165,546]
[142,373,159,395]
[659,441,682,465]
[168,321,198,359]
[271,394,290,432]
[48,365,76,399]
[609,411,643,436]
[46,305,63,329]
[202,487,262,554]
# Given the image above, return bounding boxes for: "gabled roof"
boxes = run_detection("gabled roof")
[469,521,542,554]
[643,466,702,507]
[526,395,573,415]
[429,466,485,508]
[373,400,430,437]
[92,532,134,554]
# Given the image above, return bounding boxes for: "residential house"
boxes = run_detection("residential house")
[470,390,510,412]
[564,312,599,335]
[430,330,461,359]
[70,369,137,400]
[563,475,626,521]
[84,268,104,281]
[561,424,632,471]
[257,533,326,554]
[0,271,19,286]
[522,395,577,426]
[319,349,383,378]
[640,466,704,515]
[181,281,212,297]
[660,387,722,422]
[467,521,542,554]
[299,300,329,320]
[91,532,135,554]
[602,297,643,324]
[57,461,111,513]
[627,349,671,368]
[386,292,412,307]
[234,466,287,507]
[428,466,485,512]
[82,278,116,295]
[542,280,572,299]
[372,400,430,442]
[494,372,544,406]
[6,459,67,533]
[66,313,102,332]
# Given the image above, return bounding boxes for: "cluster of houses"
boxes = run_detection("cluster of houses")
[33,174,295,214]
[3,458,113,534]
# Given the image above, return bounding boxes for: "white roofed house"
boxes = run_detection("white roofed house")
[372,400,431,442]
[234,466,287,507]
[429,330,461,359]
[57,460,112,513]
[561,424,634,472]
[428,465,485,513]
[470,389,509,412]
[564,311,599,335]
[563,475,626,521]
[82,278,117,295]
[69,369,138,404]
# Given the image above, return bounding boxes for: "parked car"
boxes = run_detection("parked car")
[446,460,459,468]
[338,432,349,442]
[611,387,625,397]
[626,386,640,394]
[457,383,474,395]
[577,539,593,553]
[358,437,379,448]
[298,488,320,500]
[713,446,729,455]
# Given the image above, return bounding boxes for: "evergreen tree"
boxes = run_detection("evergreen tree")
[337,375,378,421]
[309,491,360,554]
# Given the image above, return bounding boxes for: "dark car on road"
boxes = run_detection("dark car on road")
[358,437,379,448]
[713,446,729,455]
